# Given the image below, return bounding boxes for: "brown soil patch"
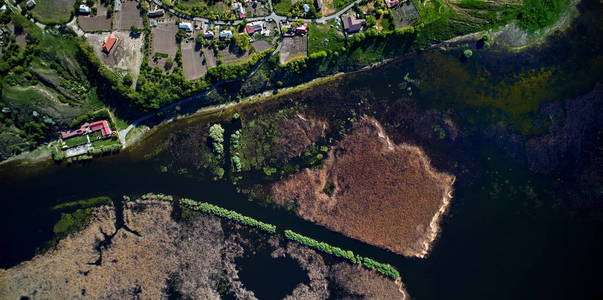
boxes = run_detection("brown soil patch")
[269,117,455,257]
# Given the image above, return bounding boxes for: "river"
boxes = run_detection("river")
[1,1,603,298]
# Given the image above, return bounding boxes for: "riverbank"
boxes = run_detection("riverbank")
[0,195,408,299]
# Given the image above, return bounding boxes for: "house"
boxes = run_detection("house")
[203,30,215,39]
[179,22,194,32]
[245,21,264,34]
[231,2,246,18]
[295,23,308,35]
[148,10,164,18]
[0,5,7,13]
[60,120,116,140]
[102,34,118,53]
[384,0,400,8]
[315,0,323,11]
[26,0,36,9]
[78,5,91,14]
[303,3,310,13]
[219,30,233,39]
[342,15,365,33]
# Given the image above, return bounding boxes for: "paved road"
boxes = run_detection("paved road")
[151,0,362,24]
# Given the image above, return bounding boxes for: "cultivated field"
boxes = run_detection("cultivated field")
[78,15,112,32]
[114,0,143,30]
[269,118,455,257]
[279,35,307,64]
[217,46,250,65]
[181,41,204,80]
[252,40,271,52]
[151,21,179,57]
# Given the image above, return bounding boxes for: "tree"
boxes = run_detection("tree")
[175,29,187,43]
[366,15,376,27]
[209,124,225,155]
[233,32,251,51]
[130,26,141,34]
[463,49,473,58]
[122,73,133,86]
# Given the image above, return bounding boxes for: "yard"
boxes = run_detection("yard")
[91,136,120,148]
[63,134,89,148]
[151,22,179,69]
[30,0,75,25]
[308,22,345,55]
[181,40,204,80]
[273,0,294,15]
[114,0,143,30]
[78,0,112,32]
[85,32,145,81]
[279,35,307,64]
[217,45,251,65]
[391,1,420,28]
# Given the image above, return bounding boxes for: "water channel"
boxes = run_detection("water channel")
[1,2,603,298]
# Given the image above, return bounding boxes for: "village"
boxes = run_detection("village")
[0,0,419,161]
[16,0,418,83]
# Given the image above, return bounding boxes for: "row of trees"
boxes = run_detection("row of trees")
[284,229,401,280]
[179,199,277,233]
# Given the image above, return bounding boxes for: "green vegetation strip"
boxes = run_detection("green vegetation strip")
[284,230,401,280]
[179,199,277,233]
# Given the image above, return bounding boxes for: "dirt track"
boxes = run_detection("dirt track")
[270,117,455,257]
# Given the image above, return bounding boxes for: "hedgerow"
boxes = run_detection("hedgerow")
[284,229,358,263]
[283,229,401,280]
[179,199,277,233]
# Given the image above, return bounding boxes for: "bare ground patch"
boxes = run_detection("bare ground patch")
[269,117,455,257]
[151,22,179,57]
[280,35,307,64]
[85,31,144,81]
[114,0,143,31]
[181,40,204,80]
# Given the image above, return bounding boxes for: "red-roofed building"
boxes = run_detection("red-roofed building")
[295,23,308,35]
[102,34,118,53]
[384,0,400,8]
[60,120,116,139]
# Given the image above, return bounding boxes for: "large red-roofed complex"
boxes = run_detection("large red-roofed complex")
[60,120,116,140]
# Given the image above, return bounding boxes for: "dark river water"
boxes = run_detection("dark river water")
[2,2,603,298]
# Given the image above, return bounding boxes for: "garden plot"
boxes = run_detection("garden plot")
[86,32,144,82]
[392,1,420,28]
[201,47,217,68]
[114,0,143,30]
[181,41,205,80]
[151,21,179,69]
[78,2,112,32]
[217,45,251,65]
[279,35,307,64]
[245,0,271,17]
[252,40,271,52]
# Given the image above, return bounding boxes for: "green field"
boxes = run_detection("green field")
[30,0,75,25]
[273,0,293,15]
[91,136,120,148]
[308,23,345,55]
[63,134,88,148]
